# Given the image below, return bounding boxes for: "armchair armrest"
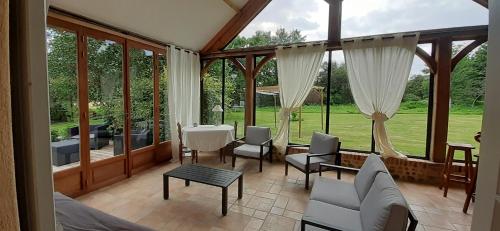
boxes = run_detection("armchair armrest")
[285,144,310,156]
[260,138,272,146]
[307,152,336,158]
[319,163,359,174]
[232,137,246,148]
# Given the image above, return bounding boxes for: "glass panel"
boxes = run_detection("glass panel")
[289,52,328,144]
[46,27,80,172]
[255,57,280,137]
[201,59,223,125]
[329,51,372,151]
[225,59,246,138]
[159,54,170,142]
[129,47,154,150]
[448,42,487,160]
[386,55,431,158]
[87,36,124,161]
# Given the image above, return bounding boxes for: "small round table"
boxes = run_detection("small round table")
[183,125,235,163]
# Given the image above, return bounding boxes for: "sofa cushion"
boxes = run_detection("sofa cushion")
[234,144,269,158]
[310,176,361,210]
[354,154,388,202]
[245,126,271,145]
[308,132,339,161]
[286,153,325,172]
[303,200,362,231]
[360,173,408,231]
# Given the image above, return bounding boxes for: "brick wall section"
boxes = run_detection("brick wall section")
[288,148,471,185]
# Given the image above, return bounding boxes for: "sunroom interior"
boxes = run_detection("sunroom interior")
[3,0,500,230]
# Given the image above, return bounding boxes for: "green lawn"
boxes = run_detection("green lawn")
[226,104,483,159]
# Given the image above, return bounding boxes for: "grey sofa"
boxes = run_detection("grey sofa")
[301,154,418,231]
[232,126,273,172]
[285,132,341,189]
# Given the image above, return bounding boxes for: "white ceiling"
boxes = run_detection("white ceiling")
[49,0,249,51]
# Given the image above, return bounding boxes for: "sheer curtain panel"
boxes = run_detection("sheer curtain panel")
[274,44,326,158]
[167,45,200,159]
[342,35,419,158]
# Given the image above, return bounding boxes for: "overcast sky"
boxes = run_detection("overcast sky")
[239,0,489,75]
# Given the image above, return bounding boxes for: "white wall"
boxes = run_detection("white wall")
[471,0,500,230]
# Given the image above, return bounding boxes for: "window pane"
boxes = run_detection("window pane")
[386,54,431,157]
[289,52,328,144]
[201,59,223,125]
[129,48,154,150]
[87,37,124,161]
[159,54,170,142]
[448,42,486,160]
[329,51,372,151]
[255,57,280,137]
[47,27,80,172]
[225,59,246,138]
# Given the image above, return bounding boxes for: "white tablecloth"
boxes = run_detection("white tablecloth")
[183,125,235,152]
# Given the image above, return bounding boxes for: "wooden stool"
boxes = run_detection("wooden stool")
[440,143,475,197]
[463,154,479,213]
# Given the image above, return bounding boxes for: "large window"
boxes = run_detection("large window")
[159,53,170,142]
[86,36,125,162]
[255,57,280,136]
[129,47,155,150]
[47,26,80,172]
[201,59,223,125]
[225,59,246,138]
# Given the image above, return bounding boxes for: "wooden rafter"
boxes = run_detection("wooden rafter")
[228,57,246,73]
[472,0,488,8]
[415,47,437,74]
[201,58,218,77]
[253,53,275,77]
[451,38,487,70]
[201,0,271,55]
[223,0,240,12]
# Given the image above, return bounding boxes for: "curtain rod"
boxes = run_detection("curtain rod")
[342,34,418,43]
[49,6,198,54]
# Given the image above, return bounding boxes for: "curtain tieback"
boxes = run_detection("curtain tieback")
[371,112,388,122]
[280,108,294,118]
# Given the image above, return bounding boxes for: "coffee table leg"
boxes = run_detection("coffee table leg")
[222,187,228,216]
[185,179,190,186]
[238,175,243,199]
[163,175,169,200]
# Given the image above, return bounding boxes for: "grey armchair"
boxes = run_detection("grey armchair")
[285,132,341,189]
[232,126,272,172]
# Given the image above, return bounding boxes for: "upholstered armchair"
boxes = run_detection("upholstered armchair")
[285,132,341,189]
[232,126,272,172]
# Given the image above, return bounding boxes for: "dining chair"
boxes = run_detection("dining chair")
[285,132,341,189]
[232,126,272,172]
[177,122,195,164]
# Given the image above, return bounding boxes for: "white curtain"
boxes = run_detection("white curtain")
[342,35,419,159]
[274,44,326,157]
[167,45,200,160]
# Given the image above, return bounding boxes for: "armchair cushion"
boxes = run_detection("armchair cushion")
[310,176,361,210]
[234,144,269,158]
[285,153,325,172]
[303,200,362,231]
[354,154,388,202]
[309,132,339,161]
[245,126,271,146]
[360,172,408,231]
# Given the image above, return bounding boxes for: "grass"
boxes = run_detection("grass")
[226,104,483,160]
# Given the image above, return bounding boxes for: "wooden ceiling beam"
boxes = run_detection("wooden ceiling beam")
[228,57,246,73]
[415,47,437,74]
[472,0,488,8]
[451,38,488,70]
[201,0,271,55]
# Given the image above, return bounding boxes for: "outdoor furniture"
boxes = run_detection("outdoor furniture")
[54,192,153,231]
[51,139,80,166]
[440,142,475,197]
[183,124,234,163]
[232,126,272,172]
[301,154,418,231]
[113,129,152,155]
[177,122,193,164]
[163,164,243,216]
[285,132,341,189]
[68,124,111,150]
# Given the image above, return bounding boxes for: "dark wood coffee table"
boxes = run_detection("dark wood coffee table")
[163,164,243,215]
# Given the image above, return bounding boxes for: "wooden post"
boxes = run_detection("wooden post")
[320,89,324,130]
[430,38,452,163]
[244,54,255,130]
[326,0,342,45]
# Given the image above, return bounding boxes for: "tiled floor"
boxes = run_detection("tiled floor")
[77,152,474,231]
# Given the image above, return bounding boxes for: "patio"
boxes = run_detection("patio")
[77,152,473,231]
